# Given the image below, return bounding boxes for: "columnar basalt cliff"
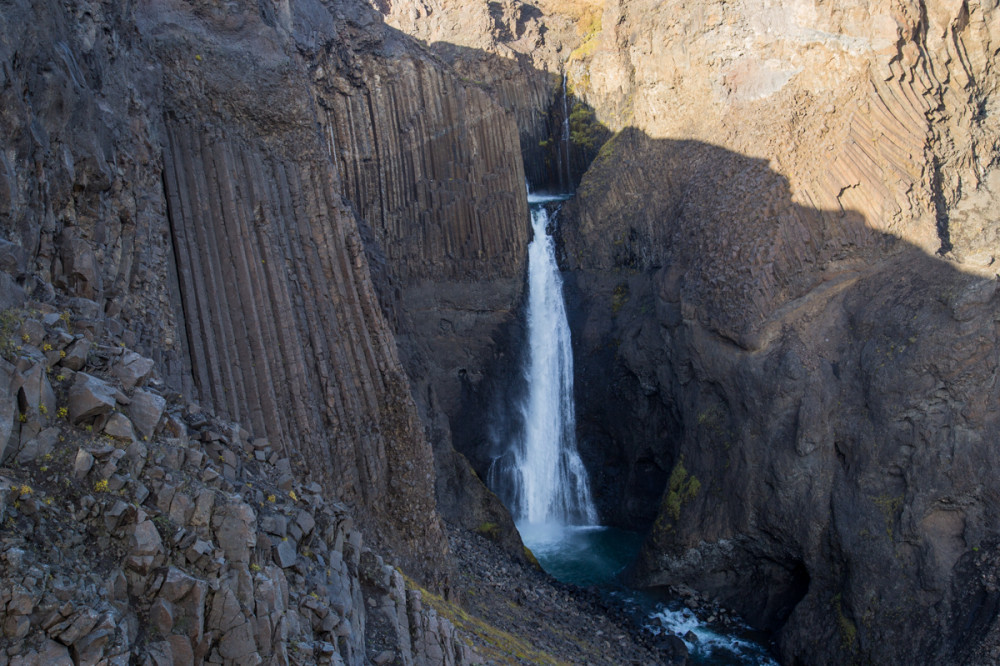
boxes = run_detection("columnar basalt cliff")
[0,0,549,662]
[0,0,536,585]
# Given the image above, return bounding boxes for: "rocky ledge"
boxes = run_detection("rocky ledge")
[0,299,487,665]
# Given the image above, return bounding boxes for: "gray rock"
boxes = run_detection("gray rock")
[68,373,116,423]
[112,351,154,391]
[0,238,27,275]
[19,319,45,346]
[211,502,256,565]
[102,412,135,442]
[129,390,165,439]
[0,272,24,311]
[190,489,215,528]
[295,510,315,537]
[14,363,56,418]
[16,426,59,463]
[127,520,163,574]
[1,359,15,461]
[60,339,90,371]
[74,448,95,479]
[275,540,297,568]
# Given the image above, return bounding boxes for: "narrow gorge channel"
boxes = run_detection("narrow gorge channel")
[487,190,778,665]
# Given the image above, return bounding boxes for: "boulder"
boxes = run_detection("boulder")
[69,373,116,423]
[127,519,164,575]
[149,598,174,635]
[0,272,24,311]
[129,390,166,439]
[35,638,75,666]
[60,338,90,371]
[17,426,58,463]
[14,362,56,418]
[103,412,136,442]
[112,350,154,391]
[1,358,15,461]
[275,540,297,568]
[211,502,256,565]
[74,448,95,478]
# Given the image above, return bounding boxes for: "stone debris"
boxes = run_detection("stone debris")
[67,373,117,424]
[0,304,484,666]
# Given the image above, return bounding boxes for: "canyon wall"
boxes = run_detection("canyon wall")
[556,1,1000,663]
[0,0,533,582]
[384,0,1000,662]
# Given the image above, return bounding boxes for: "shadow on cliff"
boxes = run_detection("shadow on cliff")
[406,37,611,191]
[554,127,1000,664]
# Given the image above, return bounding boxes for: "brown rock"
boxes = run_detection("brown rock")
[36,638,75,666]
[129,389,166,439]
[68,373,116,424]
[144,641,174,666]
[166,634,194,666]
[102,412,136,442]
[71,629,112,665]
[54,608,100,646]
[149,598,174,634]
[3,614,29,639]
[159,567,196,603]
[218,621,257,661]
[112,350,154,391]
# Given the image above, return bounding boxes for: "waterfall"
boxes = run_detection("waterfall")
[561,73,573,192]
[505,201,597,525]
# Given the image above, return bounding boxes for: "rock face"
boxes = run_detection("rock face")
[549,1,1000,662]
[384,0,1000,662]
[0,0,539,583]
[0,313,481,665]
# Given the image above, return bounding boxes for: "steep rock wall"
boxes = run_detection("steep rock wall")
[376,0,605,188]
[0,0,533,581]
[381,0,1000,660]
[554,1,1000,661]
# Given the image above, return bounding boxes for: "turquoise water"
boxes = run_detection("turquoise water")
[517,523,642,587]
[518,522,778,665]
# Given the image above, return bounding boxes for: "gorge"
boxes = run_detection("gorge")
[1,0,1000,665]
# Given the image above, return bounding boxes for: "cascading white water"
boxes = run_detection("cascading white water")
[508,201,597,525]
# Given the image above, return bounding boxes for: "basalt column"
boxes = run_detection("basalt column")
[149,2,452,582]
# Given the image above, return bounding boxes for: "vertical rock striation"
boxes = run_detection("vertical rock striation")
[1,0,536,583]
